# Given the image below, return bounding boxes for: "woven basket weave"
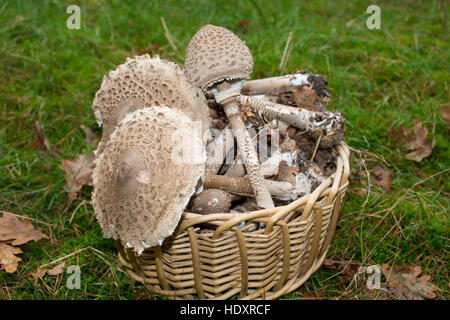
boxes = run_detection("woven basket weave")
[116,143,350,300]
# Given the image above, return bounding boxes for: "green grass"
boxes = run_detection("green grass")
[0,0,448,299]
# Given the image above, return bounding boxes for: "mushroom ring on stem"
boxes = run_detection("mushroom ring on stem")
[92,107,206,254]
[185,24,274,209]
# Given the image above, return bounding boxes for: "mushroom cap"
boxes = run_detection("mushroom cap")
[92,54,210,153]
[92,107,206,254]
[189,189,232,214]
[185,24,254,90]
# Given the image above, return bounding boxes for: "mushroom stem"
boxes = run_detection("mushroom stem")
[241,73,316,96]
[238,95,344,132]
[215,87,274,209]
[204,173,294,198]
[205,126,233,174]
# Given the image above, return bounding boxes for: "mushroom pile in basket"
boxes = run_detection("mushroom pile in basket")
[91,24,345,255]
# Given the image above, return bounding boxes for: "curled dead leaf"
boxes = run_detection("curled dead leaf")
[388,120,436,162]
[373,166,392,193]
[31,121,51,153]
[381,264,438,300]
[60,152,96,201]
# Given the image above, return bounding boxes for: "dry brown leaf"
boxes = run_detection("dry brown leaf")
[388,120,436,162]
[237,19,250,29]
[381,264,438,300]
[137,42,162,56]
[373,166,392,193]
[0,242,22,273]
[276,160,299,186]
[31,121,51,152]
[0,213,48,246]
[60,152,96,201]
[30,266,48,281]
[79,124,99,148]
[439,105,450,124]
[323,259,362,281]
[47,262,66,276]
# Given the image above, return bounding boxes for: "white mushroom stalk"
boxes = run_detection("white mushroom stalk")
[238,95,344,133]
[241,72,323,96]
[185,24,274,209]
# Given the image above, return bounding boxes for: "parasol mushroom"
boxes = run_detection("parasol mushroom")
[92,54,211,154]
[92,107,206,254]
[185,24,274,209]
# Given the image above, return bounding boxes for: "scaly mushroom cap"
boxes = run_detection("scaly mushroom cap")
[185,24,254,90]
[92,54,210,153]
[92,107,206,254]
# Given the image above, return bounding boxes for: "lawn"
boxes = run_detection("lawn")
[0,0,448,299]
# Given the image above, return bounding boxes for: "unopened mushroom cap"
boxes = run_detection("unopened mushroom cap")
[92,54,210,153]
[185,24,254,90]
[92,107,206,254]
[189,189,232,214]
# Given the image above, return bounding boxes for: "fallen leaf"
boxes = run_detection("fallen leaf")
[0,213,48,246]
[79,124,99,148]
[323,259,362,281]
[31,121,51,152]
[237,19,250,28]
[30,266,48,281]
[388,120,436,162]
[60,152,96,200]
[138,42,162,56]
[439,105,450,124]
[47,262,66,276]
[0,243,22,273]
[373,166,392,193]
[381,264,438,300]
[276,160,299,186]
[29,262,65,284]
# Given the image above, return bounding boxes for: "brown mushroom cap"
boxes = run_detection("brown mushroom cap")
[92,54,210,153]
[185,24,254,90]
[92,107,206,254]
[189,189,232,214]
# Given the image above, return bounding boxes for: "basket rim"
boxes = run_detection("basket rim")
[176,143,350,238]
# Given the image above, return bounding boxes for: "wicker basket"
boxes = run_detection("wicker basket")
[116,143,350,300]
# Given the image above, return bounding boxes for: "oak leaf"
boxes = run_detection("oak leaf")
[0,243,22,273]
[0,213,48,246]
[388,120,435,162]
[381,264,438,300]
